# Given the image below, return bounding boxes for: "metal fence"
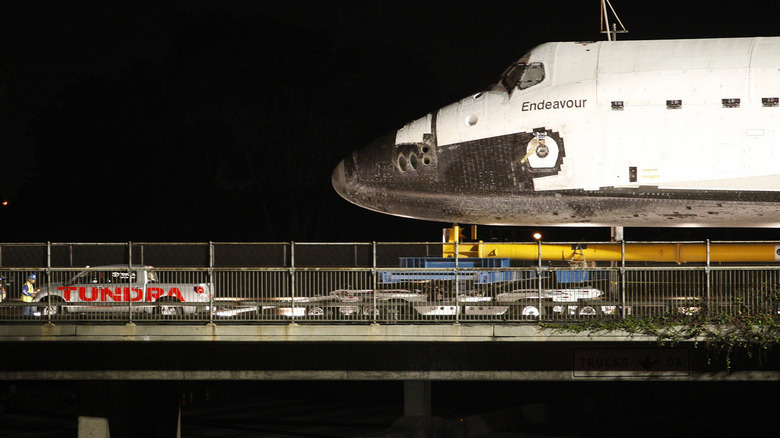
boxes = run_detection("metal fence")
[0,241,778,323]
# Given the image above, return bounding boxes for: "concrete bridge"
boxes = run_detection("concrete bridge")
[2,241,779,436]
[1,322,778,437]
[2,322,774,381]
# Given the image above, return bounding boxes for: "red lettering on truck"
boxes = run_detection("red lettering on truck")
[58,286,77,301]
[59,286,186,302]
[100,287,122,301]
[80,287,99,302]
[127,288,145,302]
[146,287,165,300]
[167,287,184,301]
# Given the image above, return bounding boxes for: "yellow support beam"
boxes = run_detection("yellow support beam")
[442,242,779,263]
[442,225,780,264]
[441,227,779,263]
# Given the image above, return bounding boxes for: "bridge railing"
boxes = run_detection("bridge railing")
[0,241,778,323]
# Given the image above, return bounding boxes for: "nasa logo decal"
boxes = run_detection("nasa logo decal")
[775,246,780,261]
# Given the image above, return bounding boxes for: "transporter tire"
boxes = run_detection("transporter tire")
[510,302,540,318]
[307,306,325,317]
[381,300,411,321]
[521,305,540,317]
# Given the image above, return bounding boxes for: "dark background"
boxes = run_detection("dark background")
[2,0,779,243]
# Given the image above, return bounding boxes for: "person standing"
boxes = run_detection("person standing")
[21,274,39,316]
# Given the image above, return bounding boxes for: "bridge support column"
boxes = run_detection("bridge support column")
[78,416,111,438]
[403,380,431,417]
[393,381,461,436]
[77,381,180,438]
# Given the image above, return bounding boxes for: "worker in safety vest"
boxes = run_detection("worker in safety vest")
[21,274,39,316]
[0,276,6,303]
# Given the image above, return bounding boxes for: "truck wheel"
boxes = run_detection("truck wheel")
[41,297,65,316]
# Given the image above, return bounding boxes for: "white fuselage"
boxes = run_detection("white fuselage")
[334,38,780,227]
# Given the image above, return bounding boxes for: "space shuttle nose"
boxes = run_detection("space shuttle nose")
[331,158,350,201]
[333,132,398,211]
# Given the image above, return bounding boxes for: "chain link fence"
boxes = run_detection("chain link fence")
[0,241,778,323]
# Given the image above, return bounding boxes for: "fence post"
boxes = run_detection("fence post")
[454,240,460,324]
[372,242,377,324]
[209,241,215,325]
[705,239,711,317]
[290,242,296,324]
[621,240,626,319]
[537,241,543,322]
[46,242,51,324]
[128,242,133,324]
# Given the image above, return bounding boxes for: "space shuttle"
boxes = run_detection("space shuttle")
[332,37,780,227]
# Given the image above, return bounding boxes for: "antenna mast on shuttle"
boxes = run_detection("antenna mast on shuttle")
[600,0,628,41]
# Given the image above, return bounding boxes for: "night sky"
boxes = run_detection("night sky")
[2,1,779,243]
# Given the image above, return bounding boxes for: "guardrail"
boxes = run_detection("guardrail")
[0,241,778,323]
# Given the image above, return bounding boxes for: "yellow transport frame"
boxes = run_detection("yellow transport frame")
[442,226,779,263]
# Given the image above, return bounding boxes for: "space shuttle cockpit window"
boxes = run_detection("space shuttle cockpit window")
[518,63,544,90]
[498,58,545,92]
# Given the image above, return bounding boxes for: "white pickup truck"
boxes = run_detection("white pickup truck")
[32,265,211,316]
